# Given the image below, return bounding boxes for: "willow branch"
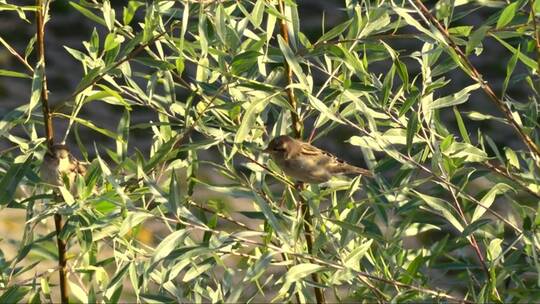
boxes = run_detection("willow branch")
[413,0,540,160]
[278,0,302,138]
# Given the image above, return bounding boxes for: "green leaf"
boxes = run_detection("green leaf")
[414,191,464,232]
[466,26,489,55]
[277,35,308,89]
[471,183,514,222]
[496,2,517,29]
[462,218,492,237]
[231,51,261,75]
[0,286,29,304]
[427,83,481,110]
[235,97,270,143]
[27,61,43,122]
[504,147,520,169]
[453,106,471,144]
[492,34,537,70]
[487,238,503,261]
[277,263,325,297]
[343,239,373,271]
[0,156,32,205]
[57,113,124,142]
[151,229,189,263]
[316,19,352,44]
[0,69,31,79]
[119,212,153,236]
[502,44,519,96]
[406,112,418,154]
[183,262,213,282]
[70,1,107,26]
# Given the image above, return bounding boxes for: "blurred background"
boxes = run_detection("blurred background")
[0,0,532,300]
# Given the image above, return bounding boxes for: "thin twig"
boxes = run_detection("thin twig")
[36,1,67,303]
[277,0,324,302]
[0,38,34,73]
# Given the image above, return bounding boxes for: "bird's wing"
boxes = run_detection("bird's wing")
[301,141,373,176]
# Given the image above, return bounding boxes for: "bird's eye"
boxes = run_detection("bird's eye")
[273,146,286,152]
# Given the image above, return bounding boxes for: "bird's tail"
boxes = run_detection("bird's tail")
[348,165,374,178]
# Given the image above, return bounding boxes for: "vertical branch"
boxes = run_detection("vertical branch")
[277,0,324,303]
[278,0,302,138]
[36,0,53,148]
[54,213,68,304]
[36,1,67,303]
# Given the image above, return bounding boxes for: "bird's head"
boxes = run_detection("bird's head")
[263,135,295,156]
[50,144,71,160]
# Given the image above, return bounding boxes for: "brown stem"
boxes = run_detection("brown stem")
[299,192,326,304]
[36,0,53,149]
[277,0,323,302]
[413,0,540,160]
[53,213,68,304]
[36,1,66,302]
[278,0,302,138]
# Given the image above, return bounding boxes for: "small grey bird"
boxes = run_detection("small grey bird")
[40,144,87,192]
[263,135,373,183]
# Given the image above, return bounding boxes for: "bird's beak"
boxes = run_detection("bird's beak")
[262,147,270,153]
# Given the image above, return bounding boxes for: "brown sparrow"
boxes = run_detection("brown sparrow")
[40,144,87,192]
[263,135,373,183]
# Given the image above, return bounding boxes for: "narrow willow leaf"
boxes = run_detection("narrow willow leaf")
[70,1,107,26]
[68,281,89,303]
[231,51,261,75]
[453,106,471,144]
[105,263,130,300]
[251,0,265,27]
[119,212,153,236]
[277,263,325,297]
[466,26,489,55]
[308,94,344,124]
[0,286,28,304]
[343,239,373,271]
[235,97,270,143]
[471,183,514,222]
[504,147,520,169]
[406,112,418,154]
[316,19,352,44]
[427,83,481,110]
[0,156,32,205]
[151,229,189,264]
[502,44,519,96]
[27,61,43,122]
[277,35,308,89]
[414,191,464,232]
[183,263,213,282]
[492,34,537,70]
[487,238,503,261]
[57,113,124,142]
[496,2,517,29]
[0,69,31,79]
[462,218,492,237]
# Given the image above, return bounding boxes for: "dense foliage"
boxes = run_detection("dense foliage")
[1,0,540,302]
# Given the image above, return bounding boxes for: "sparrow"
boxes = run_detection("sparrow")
[263,135,373,183]
[40,144,87,192]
